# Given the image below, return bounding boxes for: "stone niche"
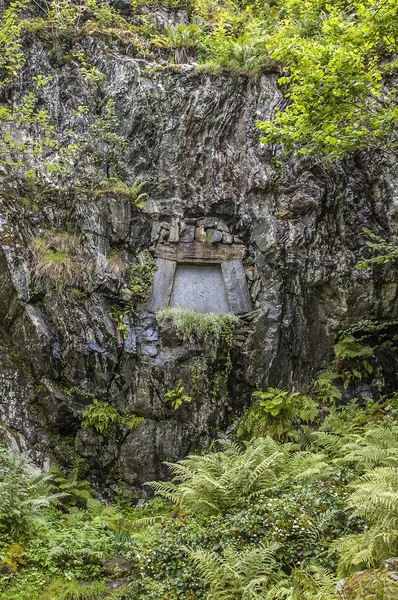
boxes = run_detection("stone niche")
[147,217,253,315]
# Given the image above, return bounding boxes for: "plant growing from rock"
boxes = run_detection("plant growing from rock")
[82,399,120,435]
[164,379,192,410]
[152,23,202,63]
[95,177,148,209]
[156,307,239,355]
[30,231,85,290]
[356,229,398,270]
[129,251,158,304]
[82,399,144,435]
[203,25,270,74]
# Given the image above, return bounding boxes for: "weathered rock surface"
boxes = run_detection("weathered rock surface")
[1,34,398,494]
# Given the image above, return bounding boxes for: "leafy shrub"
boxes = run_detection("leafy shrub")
[237,387,318,440]
[0,0,29,88]
[257,2,398,158]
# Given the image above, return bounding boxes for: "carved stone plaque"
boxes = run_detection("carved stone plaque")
[169,264,231,314]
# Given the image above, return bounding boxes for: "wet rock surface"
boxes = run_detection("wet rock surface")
[1,36,398,494]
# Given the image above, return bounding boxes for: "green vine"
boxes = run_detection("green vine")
[211,348,233,402]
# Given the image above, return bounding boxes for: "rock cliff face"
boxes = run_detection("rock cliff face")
[1,32,398,494]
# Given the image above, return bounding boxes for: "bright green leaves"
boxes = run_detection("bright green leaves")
[258,1,398,159]
[82,399,144,434]
[165,380,192,410]
[237,388,318,441]
[0,0,30,88]
[356,228,398,269]
[82,399,120,434]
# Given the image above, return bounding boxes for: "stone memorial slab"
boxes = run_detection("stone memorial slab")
[221,259,253,314]
[147,258,176,313]
[169,264,231,314]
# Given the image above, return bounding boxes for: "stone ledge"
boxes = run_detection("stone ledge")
[155,242,246,263]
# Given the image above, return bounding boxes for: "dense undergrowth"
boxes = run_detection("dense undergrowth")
[1,392,397,599]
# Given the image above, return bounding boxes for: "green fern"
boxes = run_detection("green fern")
[267,565,338,600]
[339,424,398,469]
[49,461,96,508]
[286,451,334,483]
[0,448,65,539]
[164,379,192,410]
[126,179,147,209]
[152,23,202,63]
[310,370,342,405]
[82,399,120,434]
[148,438,288,515]
[333,335,374,388]
[190,543,281,599]
[334,336,374,360]
[96,177,147,209]
[336,466,398,576]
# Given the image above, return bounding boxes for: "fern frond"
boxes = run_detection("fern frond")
[190,543,280,600]
[336,466,398,575]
